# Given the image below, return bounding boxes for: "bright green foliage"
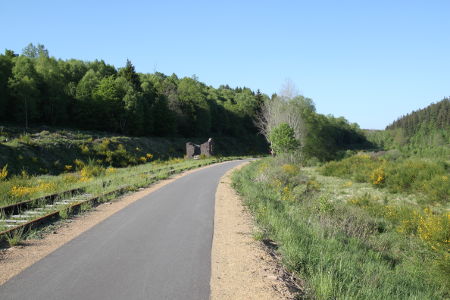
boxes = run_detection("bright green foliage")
[269,123,299,153]
[0,50,15,119]
[8,56,41,128]
[118,59,141,91]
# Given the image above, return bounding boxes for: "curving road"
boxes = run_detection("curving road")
[0,160,245,300]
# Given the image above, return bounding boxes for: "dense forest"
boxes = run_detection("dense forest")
[0,43,267,138]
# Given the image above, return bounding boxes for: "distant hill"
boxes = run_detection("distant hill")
[386,98,449,135]
[365,98,450,158]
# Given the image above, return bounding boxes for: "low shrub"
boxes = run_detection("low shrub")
[320,154,449,203]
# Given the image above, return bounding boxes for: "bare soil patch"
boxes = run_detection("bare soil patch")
[211,164,298,299]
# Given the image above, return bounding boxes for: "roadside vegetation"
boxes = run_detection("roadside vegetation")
[233,95,449,299]
[233,158,448,299]
[0,155,239,208]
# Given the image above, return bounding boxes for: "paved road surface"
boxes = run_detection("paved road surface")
[0,160,245,300]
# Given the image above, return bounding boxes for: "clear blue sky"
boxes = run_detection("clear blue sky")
[1,0,449,129]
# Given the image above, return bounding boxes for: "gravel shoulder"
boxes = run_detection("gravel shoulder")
[211,163,295,300]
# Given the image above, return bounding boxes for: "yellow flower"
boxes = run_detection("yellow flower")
[0,164,8,181]
[106,167,116,174]
[74,159,84,168]
[10,182,55,197]
[342,181,353,187]
[281,164,300,176]
[370,167,385,185]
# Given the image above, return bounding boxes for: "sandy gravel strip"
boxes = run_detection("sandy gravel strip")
[211,163,295,300]
[0,161,232,286]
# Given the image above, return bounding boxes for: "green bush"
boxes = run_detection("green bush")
[269,123,299,154]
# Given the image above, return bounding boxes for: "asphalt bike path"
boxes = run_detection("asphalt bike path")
[0,160,246,300]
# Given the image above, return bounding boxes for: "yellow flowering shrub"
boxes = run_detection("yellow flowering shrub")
[74,159,84,169]
[418,208,450,252]
[0,164,8,181]
[79,161,105,181]
[62,173,79,183]
[80,144,90,154]
[281,186,294,202]
[10,182,55,198]
[106,167,116,174]
[395,210,420,235]
[342,181,353,187]
[282,164,300,176]
[371,167,385,185]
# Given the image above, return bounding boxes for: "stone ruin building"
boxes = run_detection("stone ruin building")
[186,138,214,159]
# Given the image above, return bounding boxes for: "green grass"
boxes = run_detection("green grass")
[5,227,25,247]
[232,158,449,299]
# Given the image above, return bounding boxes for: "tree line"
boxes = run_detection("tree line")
[0,43,268,138]
[365,98,449,157]
[386,98,449,136]
[0,43,374,161]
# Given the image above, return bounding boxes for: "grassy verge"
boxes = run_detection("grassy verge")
[0,156,242,207]
[232,158,449,299]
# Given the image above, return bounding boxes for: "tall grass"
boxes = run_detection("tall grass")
[232,159,449,299]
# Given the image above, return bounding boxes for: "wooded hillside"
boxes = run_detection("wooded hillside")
[0,44,267,138]
[386,98,449,135]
